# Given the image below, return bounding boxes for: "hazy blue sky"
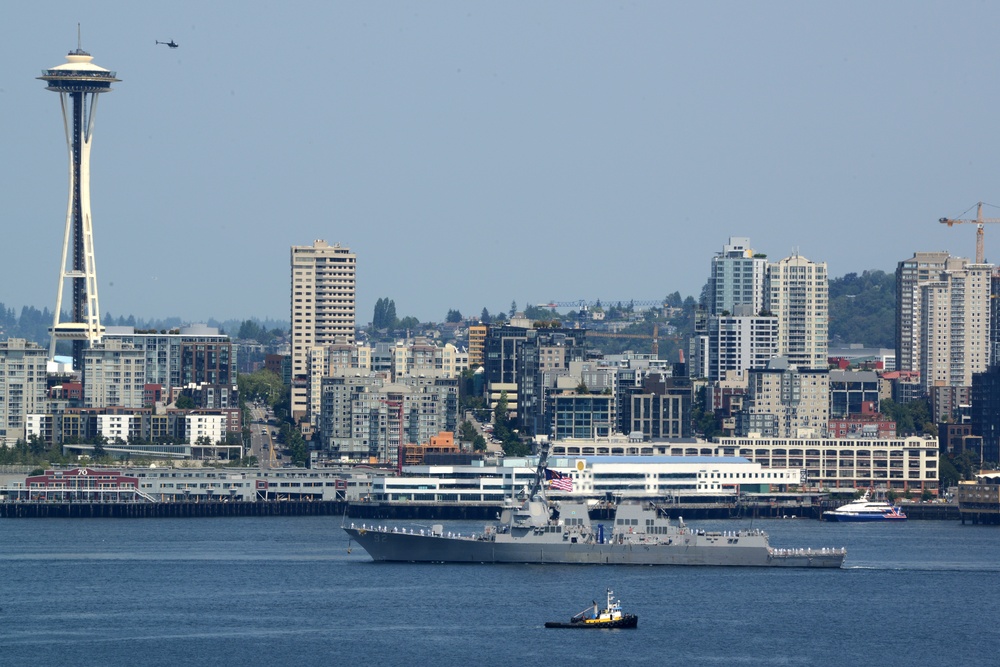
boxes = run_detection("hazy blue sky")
[3,2,999,325]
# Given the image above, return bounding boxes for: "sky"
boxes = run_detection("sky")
[3,2,1000,326]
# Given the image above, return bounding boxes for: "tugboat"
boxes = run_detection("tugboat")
[545,589,638,629]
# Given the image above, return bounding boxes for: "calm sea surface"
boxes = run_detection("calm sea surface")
[2,515,998,667]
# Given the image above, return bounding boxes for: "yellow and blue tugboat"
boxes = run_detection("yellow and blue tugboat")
[545,589,638,629]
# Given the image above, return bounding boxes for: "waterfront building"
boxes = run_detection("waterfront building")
[766,254,828,370]
[2,466,353,503]
[290,240,356,426]
[39,43,119,368]
[958,472,1000,524]
[0,339,50,445]
[714,435,939,493]
[550,433,941,494]
[368,455,801,503]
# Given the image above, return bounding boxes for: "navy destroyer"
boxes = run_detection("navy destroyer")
[343,445,846,568]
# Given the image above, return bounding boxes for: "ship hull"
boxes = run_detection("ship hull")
[344,527,845,568]
[545,615,638,629]
[822,513,907,522]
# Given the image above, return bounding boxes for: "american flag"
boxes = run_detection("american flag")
[545,468,573,492]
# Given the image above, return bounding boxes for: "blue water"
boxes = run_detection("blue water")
[2,516,997,666]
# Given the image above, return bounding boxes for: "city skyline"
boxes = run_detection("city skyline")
[3,3,1000,325]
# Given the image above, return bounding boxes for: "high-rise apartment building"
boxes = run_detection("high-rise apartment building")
[918,259,992,391]
[709,237,768,315]
[767,254,828,370]
[290,240,356,425]
[896,252,992,392]
[895,251,950,373]
[701,238,775,381]
[707,308,779,381]
[0,338,49,445]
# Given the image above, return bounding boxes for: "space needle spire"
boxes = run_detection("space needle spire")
[38,33,120,368]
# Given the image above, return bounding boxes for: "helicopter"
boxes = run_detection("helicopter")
[155,40,179,48]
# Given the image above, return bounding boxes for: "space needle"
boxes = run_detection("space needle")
[38,32,119,368]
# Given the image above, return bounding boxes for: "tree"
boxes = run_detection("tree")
[175,394,196,410]
[939,455,961,488]
[397,316,420,331]
[238,369,284,407]
[827,270,895,347]
[238,319,262,341]
[480,308,491,325]
[509,301,517,317]
[92,435,107,459]
[493,391,528,457]
[446,309,463,323]
[373,298,398,330]
[458,420,478,443]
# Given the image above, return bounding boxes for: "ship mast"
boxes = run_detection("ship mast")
[526,439,550,500]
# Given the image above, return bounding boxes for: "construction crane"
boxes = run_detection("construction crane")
[587,323,662,357]
[939,201,1000,264]
[536,299,666,310]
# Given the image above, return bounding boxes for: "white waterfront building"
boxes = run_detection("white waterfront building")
[367,455,800,503]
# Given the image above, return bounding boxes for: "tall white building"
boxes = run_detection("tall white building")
[917,258,992,391]
[290,240,356,426]
[767,254,828,370]
[707,307,779,381]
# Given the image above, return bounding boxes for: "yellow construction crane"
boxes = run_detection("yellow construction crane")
[587,323,661,357]
[939,201,1000,264]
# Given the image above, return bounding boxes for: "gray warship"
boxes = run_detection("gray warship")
[344,445,846,568]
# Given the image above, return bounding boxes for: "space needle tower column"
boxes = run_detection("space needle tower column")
[38,37,119,368]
